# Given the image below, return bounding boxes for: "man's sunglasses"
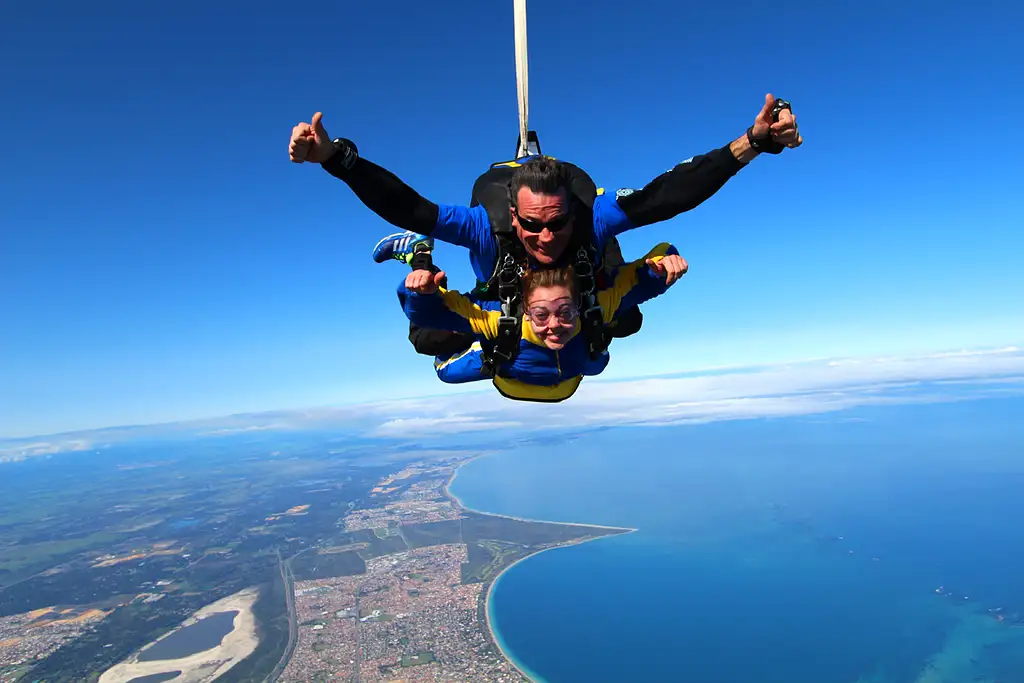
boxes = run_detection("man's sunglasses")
[514,209,573,234]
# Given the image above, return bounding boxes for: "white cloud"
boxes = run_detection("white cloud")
[198,424,288,436]
[0,439,91,462]
[372,415,524,438]
[3,345,1023,457]
[346,346,1024,435]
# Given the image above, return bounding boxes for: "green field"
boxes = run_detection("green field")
[291,550,366,581]
[461,540,530,585]
[353,530,408,558]
[400,519,463,548]
[461,511,623,546]
[401,651,437,667]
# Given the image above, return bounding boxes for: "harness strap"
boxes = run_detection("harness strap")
[480,244,525,377]
[513,0,530,159]
[572,246,609,360]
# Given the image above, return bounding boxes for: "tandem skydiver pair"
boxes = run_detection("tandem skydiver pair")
[287,94,803,402]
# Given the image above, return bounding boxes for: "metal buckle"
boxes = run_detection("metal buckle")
[574,248,596,295]
[491,315,519,364]
[581,305,605,357]
[497,260,520,302]
[582,305,603,327]
[575,265,594,295]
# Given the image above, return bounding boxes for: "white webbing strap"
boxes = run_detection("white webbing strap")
[513,0,529,158]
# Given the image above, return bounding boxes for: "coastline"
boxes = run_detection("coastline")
[443,454,637,683]
[445,456,638,533]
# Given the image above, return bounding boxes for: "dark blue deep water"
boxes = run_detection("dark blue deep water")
[451,395,1024,683]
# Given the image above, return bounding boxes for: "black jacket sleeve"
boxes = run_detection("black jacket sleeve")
[321,152,439,235]
[407,322,477,357]
[615,144,745,227]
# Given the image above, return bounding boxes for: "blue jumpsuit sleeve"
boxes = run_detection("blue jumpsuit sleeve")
[616,244,680,315]
[397,281,479,335]
[591,193,637,254]
[582,350,611,377]
[598,243,680,321]
[433,205,495,258]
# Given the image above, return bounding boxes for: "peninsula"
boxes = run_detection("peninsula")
[278,457,634,681]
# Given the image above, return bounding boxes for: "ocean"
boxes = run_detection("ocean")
[450,394,1024,683]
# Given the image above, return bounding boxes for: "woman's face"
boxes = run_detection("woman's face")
[525,284,577,350]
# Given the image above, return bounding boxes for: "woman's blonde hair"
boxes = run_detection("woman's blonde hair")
[522,266,575,300]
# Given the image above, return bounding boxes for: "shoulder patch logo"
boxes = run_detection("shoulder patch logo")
[615,188,635,198]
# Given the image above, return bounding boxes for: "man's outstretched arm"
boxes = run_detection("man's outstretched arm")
[290,113,493,252]
[611,93,802,228]
[322,152,439,235]
[289,112,438,234]
[613,143,745,227]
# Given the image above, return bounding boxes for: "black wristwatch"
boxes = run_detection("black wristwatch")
[330,137,360,169]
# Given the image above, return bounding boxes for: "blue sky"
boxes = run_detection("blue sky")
[1,1,1022,438]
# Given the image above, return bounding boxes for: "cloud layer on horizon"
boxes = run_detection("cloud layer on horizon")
[360,345,1024,437]
[3,346,1023,459]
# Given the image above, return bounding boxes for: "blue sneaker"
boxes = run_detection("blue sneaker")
[371,231,434,265]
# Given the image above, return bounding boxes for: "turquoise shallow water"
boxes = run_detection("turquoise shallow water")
[451,395,1024,683]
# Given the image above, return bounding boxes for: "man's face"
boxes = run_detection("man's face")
[511,187,574,265]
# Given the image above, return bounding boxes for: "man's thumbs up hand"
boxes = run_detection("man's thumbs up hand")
[289,112,337,163]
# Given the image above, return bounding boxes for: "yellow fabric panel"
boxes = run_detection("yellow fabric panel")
[433,341,483,371]
[437,289,501,338]
[493,155,557,169]
[493,375,584,402]
[596,242,672,323]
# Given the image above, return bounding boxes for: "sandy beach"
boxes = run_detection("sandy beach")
[98,586,260,683]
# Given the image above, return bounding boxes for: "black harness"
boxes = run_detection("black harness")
[467,155,610,378]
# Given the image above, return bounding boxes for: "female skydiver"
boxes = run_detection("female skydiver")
[395,243,688,402]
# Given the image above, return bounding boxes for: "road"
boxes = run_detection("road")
[263,549,299,683]
[353,589,363,683]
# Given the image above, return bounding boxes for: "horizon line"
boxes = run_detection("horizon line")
[2,341,1022,445]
